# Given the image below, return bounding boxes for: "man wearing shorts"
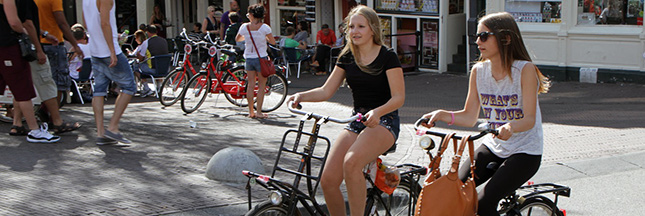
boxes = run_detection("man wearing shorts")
[83,0,137,145]
[35,0,83,106]
[11,0,81,137]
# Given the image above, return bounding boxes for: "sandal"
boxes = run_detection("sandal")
[51,122,82,134]
[9,125,29,136]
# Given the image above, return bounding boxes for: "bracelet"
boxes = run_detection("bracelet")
[448,112,455,126]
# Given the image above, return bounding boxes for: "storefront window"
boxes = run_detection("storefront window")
[376,0,441,14]
[577,0,643,25]
[279,10,306,35]
[278,0,306,7]
[380,16,392,47]
[505,0,562,23]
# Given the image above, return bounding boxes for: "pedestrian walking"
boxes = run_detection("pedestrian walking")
[11,0,81,137]
[287,5,405,215]
[83,0,137,145]
[420,12,551,216]
[1,0,60,143]
[34,0,83,108]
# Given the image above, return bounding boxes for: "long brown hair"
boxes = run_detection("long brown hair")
[478,12,550,93]
[338,5,385,75]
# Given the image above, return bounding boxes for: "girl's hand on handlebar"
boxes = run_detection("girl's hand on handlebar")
[287,93,302,108]
[495,123,513,141]
[420,110,444,128]
[362,110,380,128]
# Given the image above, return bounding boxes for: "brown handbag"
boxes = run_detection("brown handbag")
[414,133,478,216]
[247,25,276,78]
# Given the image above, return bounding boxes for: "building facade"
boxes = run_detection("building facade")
[68,0,644,83]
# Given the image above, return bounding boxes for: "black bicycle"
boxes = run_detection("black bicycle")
[242,102,428,216]
[414,118,571,216]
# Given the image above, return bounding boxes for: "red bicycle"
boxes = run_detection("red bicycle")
[180,41,288,114]
[158,28,205,106]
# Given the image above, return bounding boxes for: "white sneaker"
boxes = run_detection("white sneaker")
[27,123,61,143]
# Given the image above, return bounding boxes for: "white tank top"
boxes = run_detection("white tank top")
[475,60,543,158]
[83,0,121,58]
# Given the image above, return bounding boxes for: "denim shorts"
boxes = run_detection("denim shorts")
[344,108,400,143]
[43,44,71,91]
[245,56,268,72]
[91,53,137,97]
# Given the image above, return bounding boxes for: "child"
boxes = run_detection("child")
[420,12,551,216]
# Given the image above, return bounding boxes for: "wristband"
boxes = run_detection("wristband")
[448,112,455,126]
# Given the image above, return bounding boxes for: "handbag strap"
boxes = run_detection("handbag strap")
[451,135,476,179]
[426,132,456,182]
[246,25,266,59]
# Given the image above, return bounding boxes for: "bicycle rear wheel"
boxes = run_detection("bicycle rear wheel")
[256,72,288,113]
[222,68,249,107]
[159,69,189,106]
[181,73,212,114]
[245,200,301,216]
[365,179,419,216]
[516,196,559,216]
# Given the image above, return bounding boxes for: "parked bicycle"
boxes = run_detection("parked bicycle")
[414,118,571,216]
[158,28,205,106]
[180,41,288,114]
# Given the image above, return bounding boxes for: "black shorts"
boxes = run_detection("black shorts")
[344,107,400,142]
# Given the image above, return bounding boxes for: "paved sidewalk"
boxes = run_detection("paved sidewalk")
[1,72,644,215]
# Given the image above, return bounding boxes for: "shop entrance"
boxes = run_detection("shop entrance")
[396,18,417,72]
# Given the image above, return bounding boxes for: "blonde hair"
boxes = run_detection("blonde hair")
[477,12,550,93]
[338,5,385,75]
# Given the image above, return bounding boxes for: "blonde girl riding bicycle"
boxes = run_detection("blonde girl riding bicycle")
[288,5,405,216]
[421,12,551,216]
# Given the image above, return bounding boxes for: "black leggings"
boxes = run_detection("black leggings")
[458,145,541,216]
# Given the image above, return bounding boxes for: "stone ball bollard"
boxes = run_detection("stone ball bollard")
[205,147,265,183]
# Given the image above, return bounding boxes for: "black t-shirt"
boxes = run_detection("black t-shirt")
[26,0,40,40]
[0,0,29,47]
[336,46,401,110]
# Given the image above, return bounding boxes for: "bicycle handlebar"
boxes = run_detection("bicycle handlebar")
[414,118,498,141]
[288,101,362,124]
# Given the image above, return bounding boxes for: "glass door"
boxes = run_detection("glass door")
[420,19,439,69]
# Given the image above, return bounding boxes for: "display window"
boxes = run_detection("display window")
[421,19,439,69]
[577,0,643,25]
[380,16,393,47]
[505,0,563,23]
[375,0,445,15]
[277,0,306,7]
[278,9,306,35]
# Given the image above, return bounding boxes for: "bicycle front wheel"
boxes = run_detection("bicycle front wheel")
[222,68,249,107]
[159,69,188,106]
[365,179,419,216]
[516,196,559,216]
[256,72,288,113]
[181,73,212,114]
[245,200,301,216]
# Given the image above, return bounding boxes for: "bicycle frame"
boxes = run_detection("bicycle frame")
[244,114,334,215]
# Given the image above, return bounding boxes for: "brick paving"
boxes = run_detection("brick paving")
[1,72,644,215]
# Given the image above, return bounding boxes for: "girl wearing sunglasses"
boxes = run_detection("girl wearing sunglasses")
[420,12,550,216]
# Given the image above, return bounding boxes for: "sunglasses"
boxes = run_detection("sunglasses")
[472,31,495,42]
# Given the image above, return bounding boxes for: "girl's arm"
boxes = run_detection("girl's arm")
[363,67,405,127]
[497,62,539,140]
[423,66,481,127]
[288,66,346,107]
[265,33,276,45]
[201,18,208,33]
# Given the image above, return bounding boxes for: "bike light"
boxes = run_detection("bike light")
[418,135,434,150]
[269,191,283,205]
